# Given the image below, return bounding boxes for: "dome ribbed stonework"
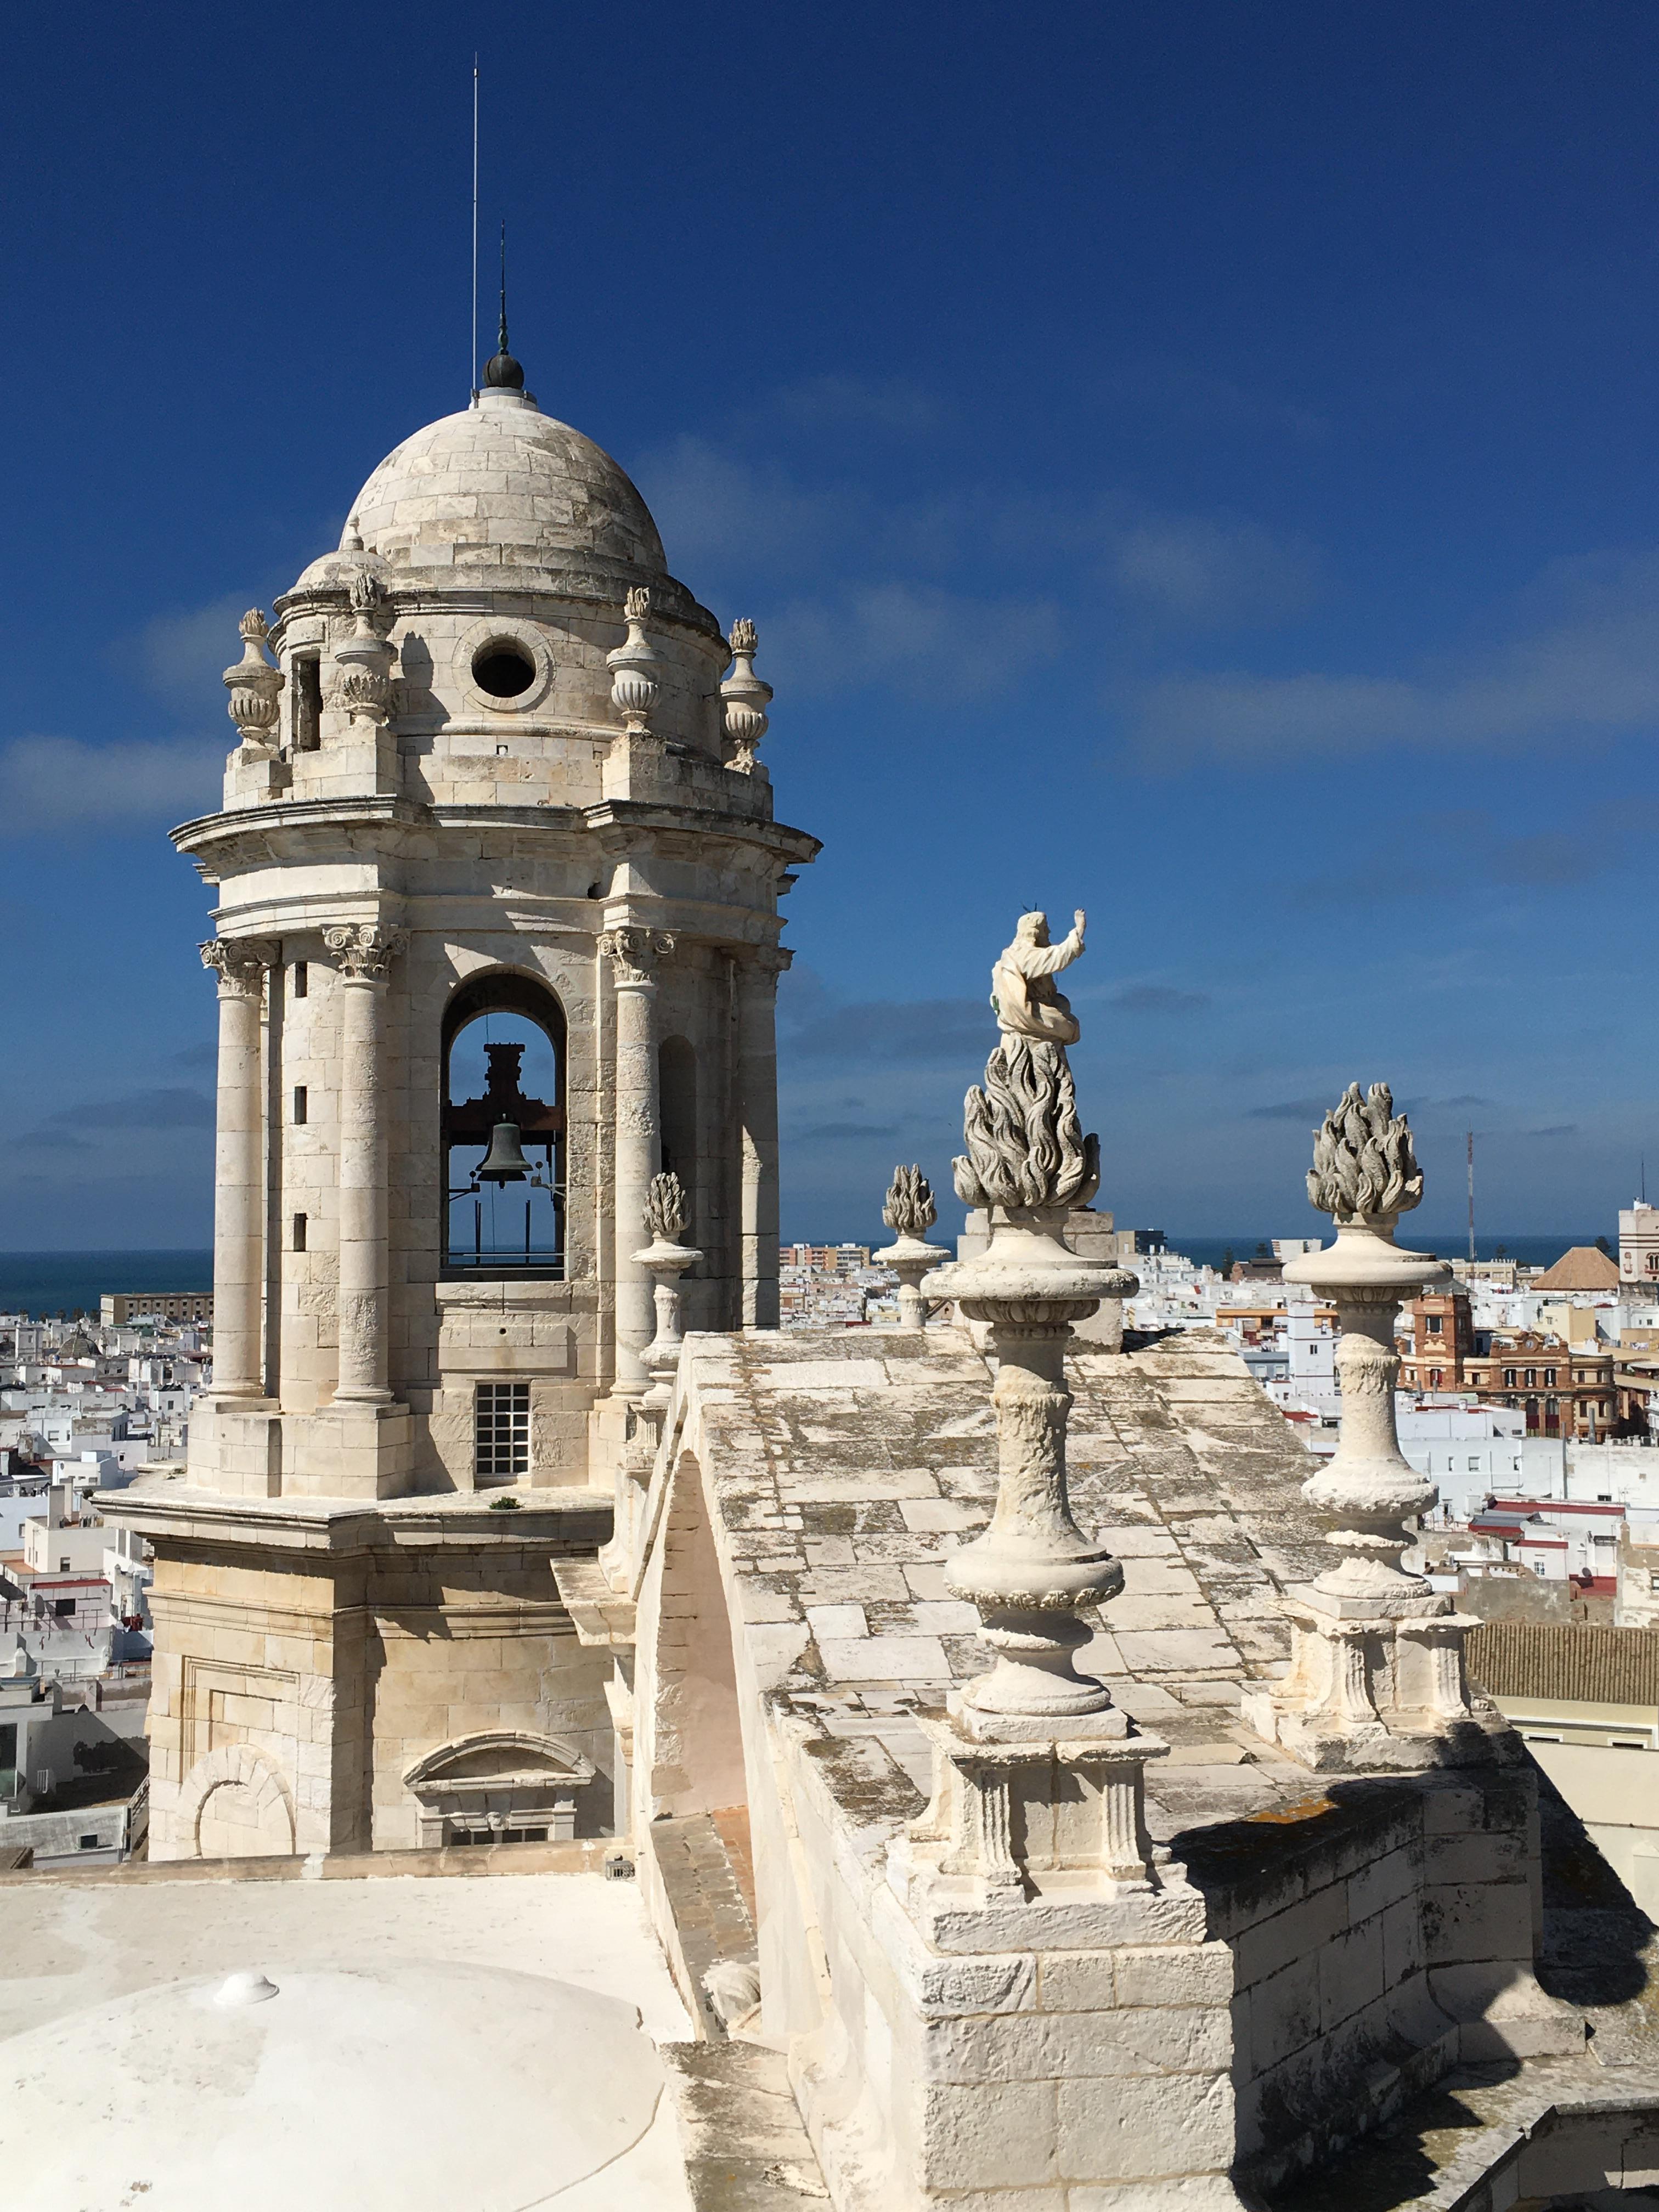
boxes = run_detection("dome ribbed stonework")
[346,391,665,580]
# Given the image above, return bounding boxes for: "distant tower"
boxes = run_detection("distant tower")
[109,347,817,1859]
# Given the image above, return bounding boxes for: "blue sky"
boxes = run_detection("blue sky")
[3,3,1657,1250]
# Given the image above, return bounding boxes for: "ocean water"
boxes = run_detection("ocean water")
[0,1251,214,1320]
[1167,1235,1606,1272]
[0,1234,1612,1320]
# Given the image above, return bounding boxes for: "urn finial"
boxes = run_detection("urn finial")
[644,1170,690,1244]
[607,589,660,736]
[223,609,284,754]
[721,618,772,774]
[332,565,395,725]
[1307,1081,1424,1228]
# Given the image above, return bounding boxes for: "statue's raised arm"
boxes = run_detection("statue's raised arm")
[991,907,1086,1046]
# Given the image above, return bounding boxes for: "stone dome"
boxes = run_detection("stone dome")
[343,387,667,582]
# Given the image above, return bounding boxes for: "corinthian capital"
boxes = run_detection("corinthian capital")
[324,922,407,983]
[744,945,792,982]
[200,938,278,998]
[599,927,675,987]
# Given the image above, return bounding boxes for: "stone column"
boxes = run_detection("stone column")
[200,938,277,1403]
[323,923,405,1406]
[600,927,674,1402]
[737,948,788,1330]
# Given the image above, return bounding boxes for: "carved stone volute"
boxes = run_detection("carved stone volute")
[599,927,674,989]
[200,937,278,999]
[323,921,406,984]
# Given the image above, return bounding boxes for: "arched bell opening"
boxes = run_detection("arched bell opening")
[442,970,567,1279]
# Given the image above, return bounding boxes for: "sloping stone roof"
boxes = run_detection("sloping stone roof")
[1532,1244,1620,1290]
[663,1322,1335,1836]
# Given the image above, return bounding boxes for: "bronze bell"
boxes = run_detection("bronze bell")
[476,1121,533,1184]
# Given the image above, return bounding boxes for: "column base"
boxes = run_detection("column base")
[287,1400,414,1500]
[890,1693,1176,1931]
[187,1400,282,1497]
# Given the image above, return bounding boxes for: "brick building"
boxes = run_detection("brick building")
[1402,1286,1618,1438]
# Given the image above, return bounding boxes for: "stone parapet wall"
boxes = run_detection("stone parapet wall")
[627,1325,1587,2210]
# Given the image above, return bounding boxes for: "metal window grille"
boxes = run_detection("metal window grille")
[475,1382,529,1483]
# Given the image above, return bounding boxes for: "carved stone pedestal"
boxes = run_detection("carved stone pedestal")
[1246,1091,1496,1772]
[907,1205,1165,1910]
[635,1231,701,1414]
[906,1702,1167,1908]
[1244,1593,1494,1772]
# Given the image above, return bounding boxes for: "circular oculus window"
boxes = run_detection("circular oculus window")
[471,643,537,699]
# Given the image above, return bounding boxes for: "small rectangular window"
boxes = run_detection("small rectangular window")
[292,1085,307,1125]
[294,657,323,751]
[78,1833,99,1850]
[1426,1314,1443,1334]
[475,1381,531,1484]
[293,960,308,999]
[53,1597,75,1618]
[293,1213,308,1252]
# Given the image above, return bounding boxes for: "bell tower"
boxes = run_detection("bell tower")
[105,344,817,1859]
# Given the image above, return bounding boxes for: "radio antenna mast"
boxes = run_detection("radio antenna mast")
[471,57,480,398]
[1467,1129,1476,1263]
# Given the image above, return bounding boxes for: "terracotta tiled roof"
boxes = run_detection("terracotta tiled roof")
[1531,1245,1621,1290]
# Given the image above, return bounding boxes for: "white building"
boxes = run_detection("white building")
[1621,1199,1659,1289]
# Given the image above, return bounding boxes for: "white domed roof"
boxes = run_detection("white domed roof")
[344,387,666,580]
[0,1960,682,2210]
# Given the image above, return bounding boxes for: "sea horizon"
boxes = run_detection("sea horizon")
[0,1231,1616,1320]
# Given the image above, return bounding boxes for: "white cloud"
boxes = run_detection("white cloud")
[634,434,1323,644]
[1112,515,1323,628]
[0,734,223,835]
[767,582,1063,703]
[631,437,867,574]
[1094,359,1330,443]
[1131,549,1659,761]
[760,374,942,435]
[137,594,253,710]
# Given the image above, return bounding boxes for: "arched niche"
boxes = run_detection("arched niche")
[442,969,568,1279]
[658,1035,698,1226]
[178,1743,297,1860]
